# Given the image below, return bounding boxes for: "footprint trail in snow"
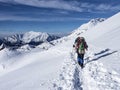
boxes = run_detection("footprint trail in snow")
[53,50,120,90]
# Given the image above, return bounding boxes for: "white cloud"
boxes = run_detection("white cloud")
[96,4,120,11]
[0,13,90,22]
[0,0,83,12]
[0,0,119,12]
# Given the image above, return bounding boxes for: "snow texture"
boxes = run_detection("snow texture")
[0,12,120,90]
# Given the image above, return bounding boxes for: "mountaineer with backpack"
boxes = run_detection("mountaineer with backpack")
[73,37,88,68]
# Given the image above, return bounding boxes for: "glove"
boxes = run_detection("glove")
[73,44,75,47]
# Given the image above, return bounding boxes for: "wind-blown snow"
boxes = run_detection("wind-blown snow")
[0,12,120,90]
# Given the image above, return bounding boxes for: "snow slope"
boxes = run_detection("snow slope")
[80,12,120,73]
[74,12,120,90]
[0,12,120,90]
[71,18,105,36]
[0,40,72,90]
[81,12,120,43]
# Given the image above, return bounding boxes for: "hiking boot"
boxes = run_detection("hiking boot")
[81,64,84,68]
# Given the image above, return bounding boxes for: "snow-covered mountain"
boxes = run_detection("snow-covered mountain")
[71,18,105,36]
[0,12,120,90]
[3,31,60,48]
[52,18,105,46]
[22,31,49,43]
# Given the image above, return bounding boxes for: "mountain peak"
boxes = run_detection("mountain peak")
[89,18,106,25]
[79,18,106,30]
[71,18,106,36]
[22,31,49,43]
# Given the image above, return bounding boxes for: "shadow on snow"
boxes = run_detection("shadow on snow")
[85,48,117,65]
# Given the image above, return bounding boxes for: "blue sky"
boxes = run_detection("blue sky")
[0,0,120,34]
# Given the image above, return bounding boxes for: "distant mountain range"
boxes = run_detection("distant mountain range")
[0,31,60,49]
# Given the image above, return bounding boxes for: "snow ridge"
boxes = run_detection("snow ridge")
[71,18,105,36]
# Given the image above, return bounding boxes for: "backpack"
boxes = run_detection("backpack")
[74,37,87,54]
[78,38,85,54]
[79,41,84,50]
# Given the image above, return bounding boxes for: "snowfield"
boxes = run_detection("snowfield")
[0,12,120,90]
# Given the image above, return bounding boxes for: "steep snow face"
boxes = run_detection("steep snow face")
[79,18,106,30]
[22,31,41,43]
[4,34,22,43]
[74,12,120,74]
[81,12,120,49]
[22,31,49,43]
[72,18,105,36]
